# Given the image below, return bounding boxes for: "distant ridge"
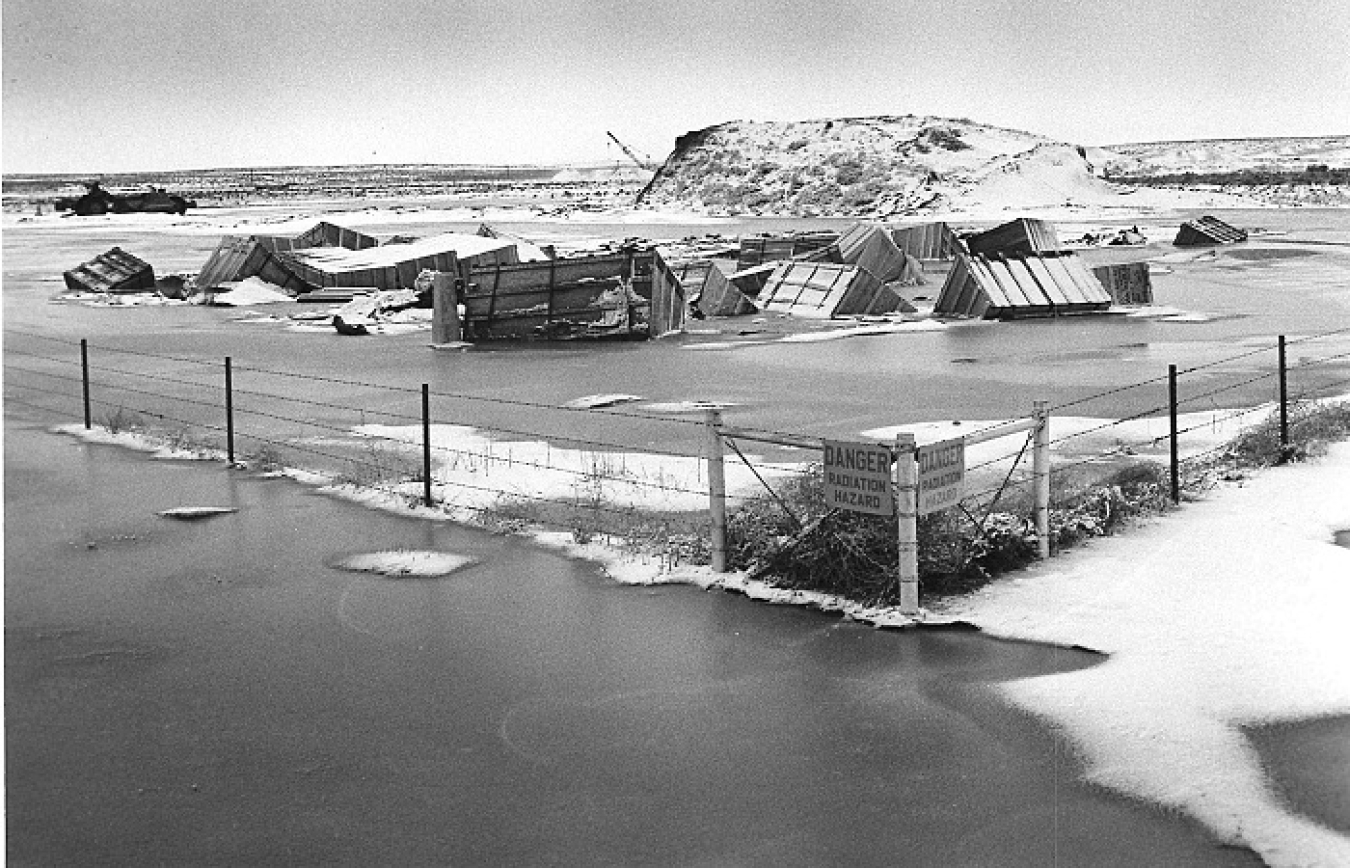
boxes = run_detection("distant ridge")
[1098,135,1350,178]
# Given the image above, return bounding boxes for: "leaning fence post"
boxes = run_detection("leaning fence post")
[1278,335,1289,453]
[1033,401,1051,559]
[422,383,433,507]
[81,339,91,430]
[1168,363,1180,504]
[705,408,727,573]
[225,356,235,465]
[894,433,920,616]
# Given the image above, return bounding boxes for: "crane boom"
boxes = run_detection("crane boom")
[606,131,653,170]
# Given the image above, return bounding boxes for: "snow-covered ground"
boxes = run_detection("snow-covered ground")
[942,441,1350,868]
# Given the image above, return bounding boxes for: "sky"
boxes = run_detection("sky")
[3,0,1349,174]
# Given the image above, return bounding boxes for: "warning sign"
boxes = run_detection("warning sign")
[823,440,894,516]
[918,436,965,515]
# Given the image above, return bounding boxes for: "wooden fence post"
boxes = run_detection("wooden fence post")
[422,384,433,507]
[81,339,91,430]
[1278,335,1289,453]
[705,408,727,573]
[894,433,920,616]
[1033,401,1050,559]
[1169,364,1180,503]
[225,356,235,465]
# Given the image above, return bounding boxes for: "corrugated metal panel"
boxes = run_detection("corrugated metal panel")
[1021,256,1072,306]
[1052,254,1112,306]
[984,258,1035,310]
[63,247,156,294]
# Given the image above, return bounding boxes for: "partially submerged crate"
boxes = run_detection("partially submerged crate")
[758,261,907,319]
[1174,215,1248,246]
[934,252,1111,319]
[63,247,156,294]
[889,221,964,263]
[673,260,756,317]
[1092,262,1154,306]
[736,231,840,270]
[835,223,925,285]
[461,248,686,340]
[965,217,1063,257]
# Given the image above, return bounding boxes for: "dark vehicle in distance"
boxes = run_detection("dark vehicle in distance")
[55,181,196,216]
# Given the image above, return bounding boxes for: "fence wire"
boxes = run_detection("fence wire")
[7,330,1350,582]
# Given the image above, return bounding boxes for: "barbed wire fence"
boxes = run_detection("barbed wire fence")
[7,327,1350,601]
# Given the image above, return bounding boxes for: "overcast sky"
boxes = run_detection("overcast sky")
[4,0,1348,174]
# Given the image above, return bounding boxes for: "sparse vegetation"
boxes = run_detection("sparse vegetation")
[99,406,143,434]
[720,402,1350,606]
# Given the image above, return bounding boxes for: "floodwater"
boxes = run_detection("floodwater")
[5,209,1350,442]
[4,415,1262,866]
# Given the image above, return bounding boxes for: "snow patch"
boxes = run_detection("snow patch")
[157,506,237,520]
[336,550,476,577]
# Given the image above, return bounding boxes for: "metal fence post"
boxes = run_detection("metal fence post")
[1278,335,1289,452]
[81,339,91,429]
[422,384,433,507]
[894,433,920,616]
[1168,364,1180,504]
[225,356,235,465]
[1033,401,1051,559]
[705,408,727,573]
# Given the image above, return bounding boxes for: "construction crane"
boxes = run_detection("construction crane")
[605,131,655,171]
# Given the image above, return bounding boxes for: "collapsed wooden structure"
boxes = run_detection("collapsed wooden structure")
[458,248,685,340]
[282,232,527,292]
[62,247,156,294]
[196,221,382,291]
[933,251,1112,319]
[1174,215,1248,246]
